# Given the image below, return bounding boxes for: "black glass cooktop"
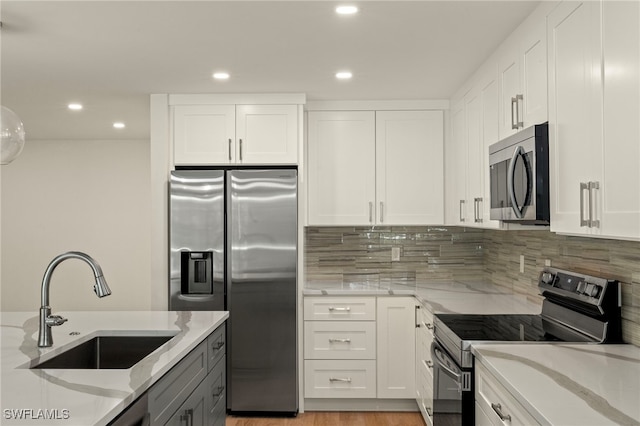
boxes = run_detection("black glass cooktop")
[436,314,563,342]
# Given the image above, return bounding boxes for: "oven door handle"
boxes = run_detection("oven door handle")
[507,145,525,219]
[431,342,461,382]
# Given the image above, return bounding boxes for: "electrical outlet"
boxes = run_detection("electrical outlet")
[545,259,551,267]
[520,255,525,273]
[391,247,401,262]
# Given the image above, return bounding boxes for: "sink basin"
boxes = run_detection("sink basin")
[32,334,176,369]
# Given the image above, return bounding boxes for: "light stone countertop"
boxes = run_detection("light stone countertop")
[303,280,542,315]
[0,310,228,426]
[472,343,640,426]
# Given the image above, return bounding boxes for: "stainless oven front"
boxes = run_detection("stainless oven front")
[431,339,473,426]
[489,122,549,225]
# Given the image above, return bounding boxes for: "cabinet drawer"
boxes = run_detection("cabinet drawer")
[304,297,376,321]
[476,362,539,426]
[207,325,226,372]
[304,321,376,360]
[149,341,208,426]
[304,360,376,398]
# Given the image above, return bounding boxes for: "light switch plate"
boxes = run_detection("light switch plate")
[392,247,401,262]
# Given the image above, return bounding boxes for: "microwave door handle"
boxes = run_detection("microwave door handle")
[507,145,525,219]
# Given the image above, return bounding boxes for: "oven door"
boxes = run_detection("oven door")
[431,340,473,426]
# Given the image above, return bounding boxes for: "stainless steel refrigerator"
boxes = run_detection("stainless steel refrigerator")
[169,169,298,415]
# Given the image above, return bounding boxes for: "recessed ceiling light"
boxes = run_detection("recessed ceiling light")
[68,103,83,111]
[336,5,358,15]
[213,72,230,80]
[113,122,125,129]
[336,71,353,80]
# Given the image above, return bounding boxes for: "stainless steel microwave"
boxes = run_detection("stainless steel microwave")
[488,122,549,225]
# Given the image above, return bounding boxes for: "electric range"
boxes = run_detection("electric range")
[431,267,622,426]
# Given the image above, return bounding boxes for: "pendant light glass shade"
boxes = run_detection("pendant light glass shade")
[1,106,26,165]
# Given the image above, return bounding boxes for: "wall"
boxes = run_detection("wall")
[305,226,484,289]
[483,229,640,346]
[1,139,151,312]
[305,226,640,346]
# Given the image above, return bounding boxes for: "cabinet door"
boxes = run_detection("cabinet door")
[479,65,502,229]
[307,111,376,225]
[465,89,483,226]
[498,40,521,139]
[449,99,467,225]
[165,382,207,426]
[600,0,640,239]
[548,1,603,235]
[173,105,235,165]
[520,18,547,128]
[236,104,298,164]
[377,297,416,399]
[376,110,444,225]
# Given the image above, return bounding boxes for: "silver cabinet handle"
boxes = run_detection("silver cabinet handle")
[511,96,518,130]
[516,94,523,129]
[474,197,483,223]
[369,202,373,223]
[425,323,434,330]
[588,181,600,228]
[212,385,224,398]
[211,340,224,350]
[426,407,432,417]
[329,377,352,383]
[328,338,351,343]
[580,182,589,227]
[459,199,465,222]
[491,403,512,422]
[415,305,420,328]
[380,202,384,223]
[228,138,232,161]
[239,138,243,161]
[328,306,351,312]
[425,360,433,369]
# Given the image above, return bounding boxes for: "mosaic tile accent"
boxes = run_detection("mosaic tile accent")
[305,226,640,346]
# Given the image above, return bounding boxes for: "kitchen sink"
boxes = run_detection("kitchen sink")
[32,334,177,369]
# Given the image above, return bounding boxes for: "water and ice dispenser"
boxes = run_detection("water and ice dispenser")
[181,251,213,295]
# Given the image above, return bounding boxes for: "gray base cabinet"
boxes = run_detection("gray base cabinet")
[149,324,226,426]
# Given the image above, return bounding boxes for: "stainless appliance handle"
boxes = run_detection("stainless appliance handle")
[459,200,465,222]
[491,403,512,422]
[507,145,525,219]
[380,202,384,223]
[431,341,461,382]
[580,182,589,227]
[588,181,600,228]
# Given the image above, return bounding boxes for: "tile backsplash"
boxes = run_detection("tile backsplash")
[305,226,640,346]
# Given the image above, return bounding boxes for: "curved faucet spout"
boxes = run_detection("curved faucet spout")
[38,251,112,348]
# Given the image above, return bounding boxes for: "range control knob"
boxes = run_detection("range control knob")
[541,272,555,285]
[588,284,602,298]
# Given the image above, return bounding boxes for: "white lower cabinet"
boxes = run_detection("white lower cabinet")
[475,361,540,426]
[303,296,417,403]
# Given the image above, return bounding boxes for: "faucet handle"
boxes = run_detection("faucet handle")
[46,315,68,327]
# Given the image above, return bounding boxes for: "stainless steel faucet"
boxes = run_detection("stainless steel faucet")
[38,251,112,348]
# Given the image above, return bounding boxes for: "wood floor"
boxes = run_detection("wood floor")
[226,412,426,426]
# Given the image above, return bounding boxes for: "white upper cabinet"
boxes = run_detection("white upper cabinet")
[376,110,444,225]
[498,11,548,139]
[308,109,444,226]
[307,111,376,226]
[548,0,640,239]
[173,103,298,165]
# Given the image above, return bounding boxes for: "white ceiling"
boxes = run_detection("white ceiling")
[1,1,539,140]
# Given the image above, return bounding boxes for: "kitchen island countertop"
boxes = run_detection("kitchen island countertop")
[0,310,228,425]
[473,343,640,426]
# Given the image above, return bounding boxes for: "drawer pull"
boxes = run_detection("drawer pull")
[211,341,224,350]
[425,323,434,330]
[426,407,432,417]
[328,307,351,312]
[328,338,351,343]
[212,385,224,398]
[329,377,352,383]
[425,360,433,369]
[491,403,512,422]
